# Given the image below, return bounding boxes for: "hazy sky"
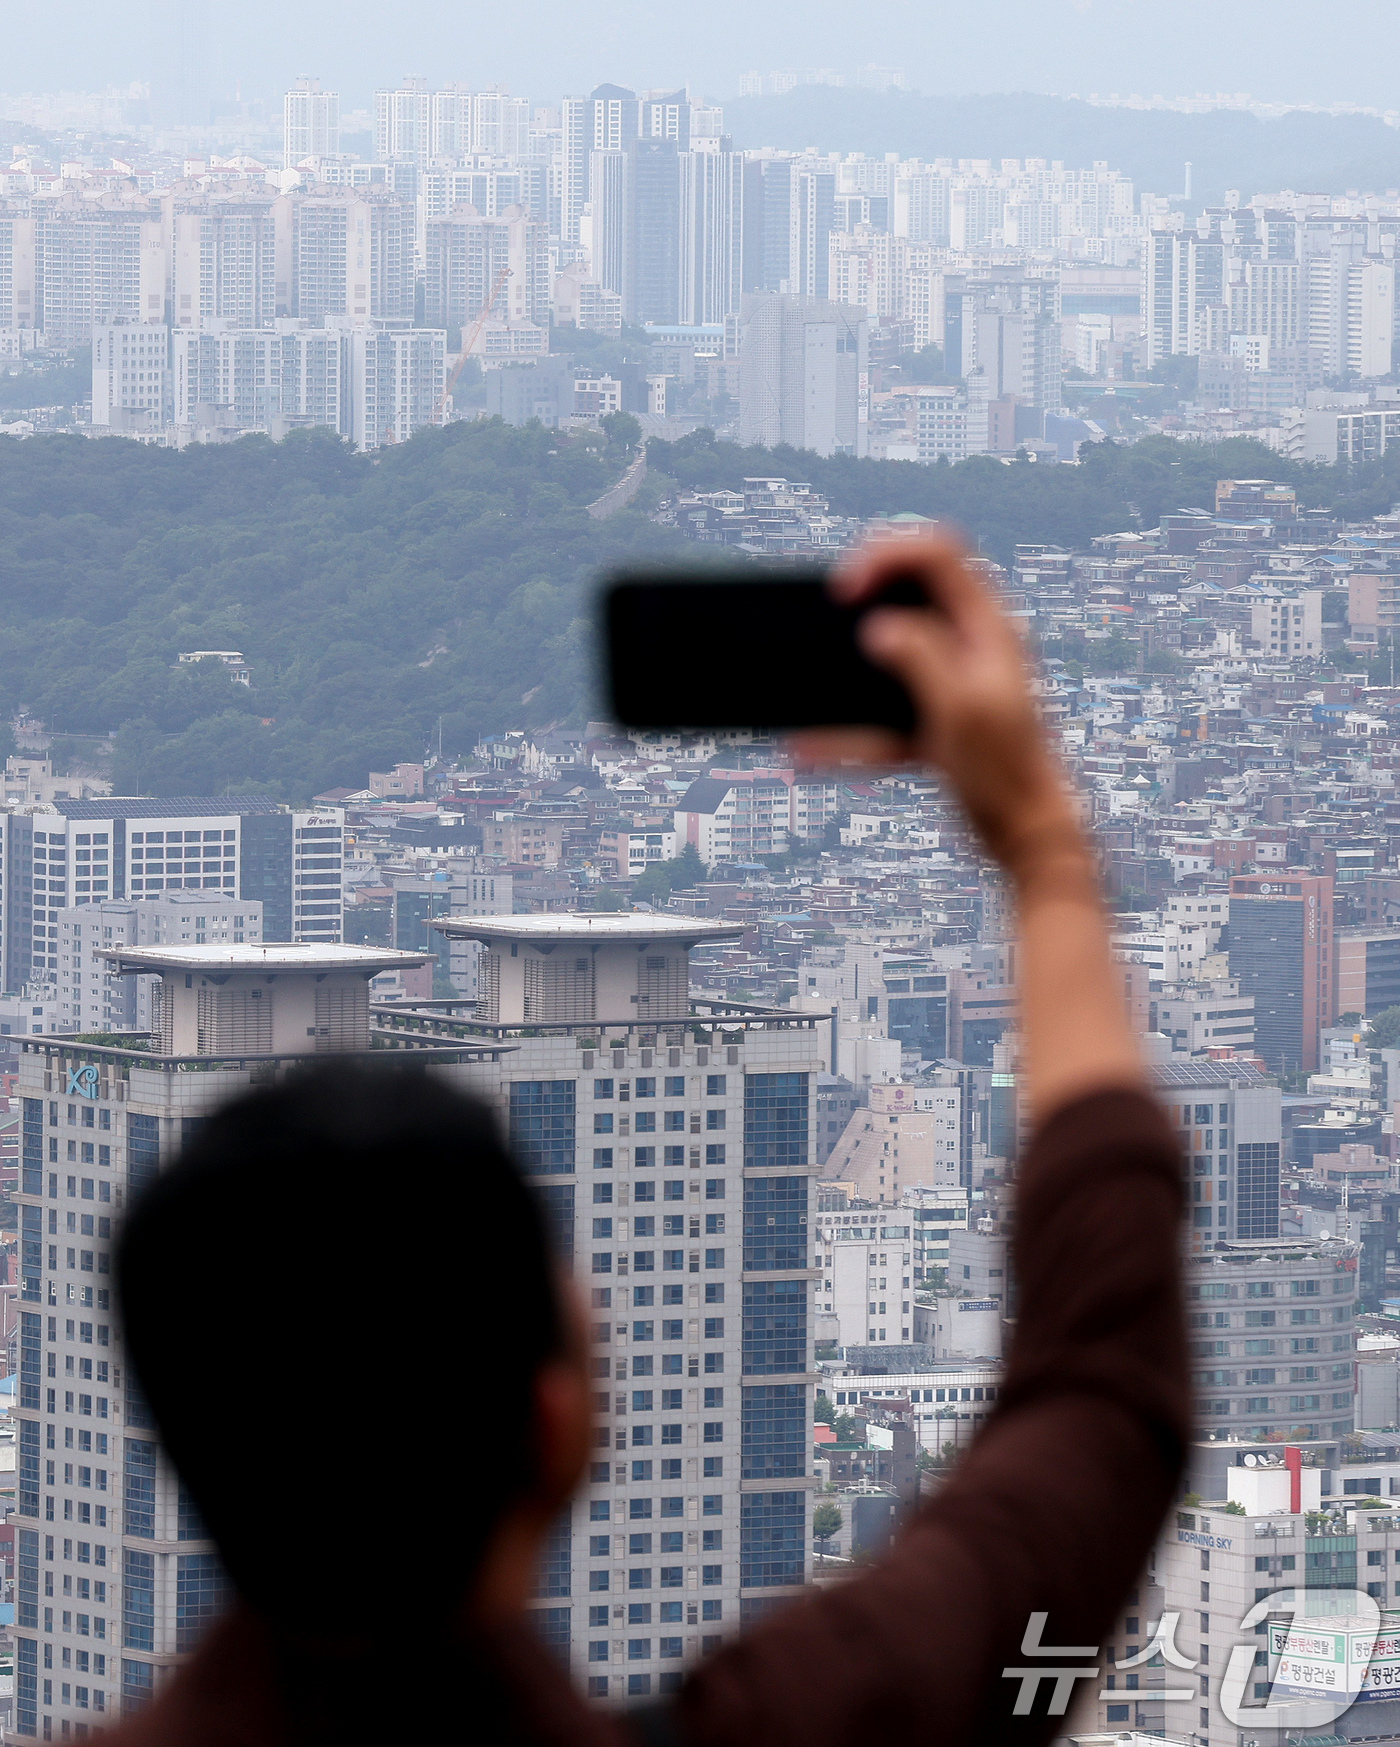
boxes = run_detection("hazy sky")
[7,0,1400,113]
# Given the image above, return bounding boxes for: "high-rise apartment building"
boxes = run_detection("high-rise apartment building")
[1227,872,1335,1073]
[375,83,531,168]
[165,187,279,332]
[170,324,350,437]
[0,210,37,330]
[9,941,439,1740]
[422,205,550,333]
[32,195,165,347]
[349,324,446,449]
[90,324,170,435]
[394,912,824,1699]
[420,166,547,226]
[289,188,417,326]
[282,79,340,166]
[1,800,345,995]
[374,78,432,168]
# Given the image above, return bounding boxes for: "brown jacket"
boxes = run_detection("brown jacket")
[96,1087,1187,1747]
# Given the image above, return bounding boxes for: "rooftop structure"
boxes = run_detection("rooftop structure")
[97,943,431,1055]
[433,913,745,1027]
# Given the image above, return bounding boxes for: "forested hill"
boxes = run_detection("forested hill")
[0,422,679,802]
[0,420,1395,804]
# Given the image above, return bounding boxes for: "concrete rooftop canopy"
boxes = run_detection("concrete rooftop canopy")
[432,913,744,948]
[94,942,432,977]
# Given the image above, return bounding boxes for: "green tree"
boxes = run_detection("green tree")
[675,841,705,884]
[632,840,707,906]
[832,1413,860,1443]
[586,887,630,911]
[812,1501,843,1555]
[602,411,642,451]
[1083,633,1138,675]
[814,1393,836,1426]
[1366,1006,1400,1048]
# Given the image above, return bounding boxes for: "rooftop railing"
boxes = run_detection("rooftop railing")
[369,996,823,1045]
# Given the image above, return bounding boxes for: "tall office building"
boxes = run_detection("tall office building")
[403,913,825,1698]
[1153,1060,1283,1256]
[561,86,641,246]
[740,157,834,299]
[290,188,417,325]
[678,148,743,326]
[165,187,279,332]
[1,799,346,994]
[282,80,340,166]
[9,941,439,1739]
[737,293,868,457]
[623,140,682,325]
[1227,872,1335,1074]
[1184,1235,1358,1444]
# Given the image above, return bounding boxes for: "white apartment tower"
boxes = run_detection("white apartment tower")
[349,324,446,450]
[290,188,417,325]
[91,325,170,435]
[282,80,339,166]
[422,205,551,333]
[391,913,825,1702]
[166,188,279,332]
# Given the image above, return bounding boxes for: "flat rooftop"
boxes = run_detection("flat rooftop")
[95,943,431,976]
[432,913,745,947]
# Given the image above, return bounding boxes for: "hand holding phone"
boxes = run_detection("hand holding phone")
[604,563,927,733]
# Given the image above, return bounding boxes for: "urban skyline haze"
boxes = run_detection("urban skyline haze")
[2,0,1399,116]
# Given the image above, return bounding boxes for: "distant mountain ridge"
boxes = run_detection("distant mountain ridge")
[723,89,1400,204]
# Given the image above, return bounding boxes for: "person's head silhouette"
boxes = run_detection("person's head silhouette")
[117,1063,591,1731]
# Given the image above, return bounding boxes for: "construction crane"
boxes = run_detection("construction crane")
[434,263,512,425]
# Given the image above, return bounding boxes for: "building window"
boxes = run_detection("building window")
[509,1082,576,1175]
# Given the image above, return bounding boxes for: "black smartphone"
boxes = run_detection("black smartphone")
[603,565,926,732]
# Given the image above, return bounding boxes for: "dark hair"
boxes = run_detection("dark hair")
[117,1062,564,1633]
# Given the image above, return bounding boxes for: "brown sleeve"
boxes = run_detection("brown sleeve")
[672,1086,1189,1747]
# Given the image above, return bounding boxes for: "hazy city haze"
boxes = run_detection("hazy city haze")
[4,0,1399,109]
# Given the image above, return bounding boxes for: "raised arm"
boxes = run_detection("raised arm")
[668,535,1188,1747]
[794,530,1144,1121]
